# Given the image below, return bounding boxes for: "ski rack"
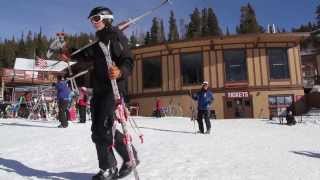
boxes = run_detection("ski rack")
[46,32,79,94]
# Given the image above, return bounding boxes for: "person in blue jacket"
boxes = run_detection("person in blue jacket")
[55,75,71,128]
[191,81,214,134]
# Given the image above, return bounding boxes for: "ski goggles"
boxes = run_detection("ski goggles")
[56,32,65,36]
[89,14,114,23]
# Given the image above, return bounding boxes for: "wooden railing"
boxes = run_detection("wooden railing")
[0,68,57,84]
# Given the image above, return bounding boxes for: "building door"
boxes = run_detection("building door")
[224,91,253,119]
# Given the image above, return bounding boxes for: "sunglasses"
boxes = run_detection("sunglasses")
[89,14,114,23]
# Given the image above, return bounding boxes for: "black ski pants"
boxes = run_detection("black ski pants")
[78,105,86,123]
[197,109,211,133]
[91,93,137,170]
[58,100,69,127]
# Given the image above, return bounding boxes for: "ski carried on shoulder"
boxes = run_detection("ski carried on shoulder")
[71,0,171,58]
[99,41,140,180]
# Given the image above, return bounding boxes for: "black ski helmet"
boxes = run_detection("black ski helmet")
[88,6,113,24]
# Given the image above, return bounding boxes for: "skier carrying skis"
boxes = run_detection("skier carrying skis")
[190,81,214,134]
[83,6,138,180]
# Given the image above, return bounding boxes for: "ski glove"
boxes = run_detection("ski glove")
[108,65,122,79]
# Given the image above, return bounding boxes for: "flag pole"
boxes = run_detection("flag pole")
[32,48,36,83]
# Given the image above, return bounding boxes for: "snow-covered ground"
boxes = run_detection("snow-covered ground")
[0,117,319,180]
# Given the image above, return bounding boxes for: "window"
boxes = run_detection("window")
[180,52,203,85]
[268,48,290,79]
[224,50,247,81]
[268,95,293,106]
[142,57,162,88]
[268,95,293,116]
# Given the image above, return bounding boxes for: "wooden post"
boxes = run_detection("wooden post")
[0,79,4,101]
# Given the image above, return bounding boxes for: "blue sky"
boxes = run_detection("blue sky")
[0,0,317,40]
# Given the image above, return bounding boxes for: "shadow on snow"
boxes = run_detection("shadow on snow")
[0,122,57,129]
[291,151,320,159]
[0,157,92,180]
[139,126,196,134]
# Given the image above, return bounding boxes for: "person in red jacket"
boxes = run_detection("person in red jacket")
[155,97,162,117]
[78,87,88,123]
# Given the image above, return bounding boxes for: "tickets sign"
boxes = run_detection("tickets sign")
[226,91,249,98]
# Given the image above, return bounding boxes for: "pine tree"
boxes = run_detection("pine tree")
[316,4,320,27]
[201,8,209,36]
[129,32,138,48]
[226,27,230,36]
[186,8,201,39]
[292,22,317,32]
[17,32,27,58]
[150,17,160,44]
[4,37,17,68]
[25,30,35,58]
[137,30,146,46]
[159,19,166,42]
[144,31,151,45]
[168,10,179,41]
[236,3,263,34]
[35,27,48,58]
[207,8,222,36]
[179,19,187,39]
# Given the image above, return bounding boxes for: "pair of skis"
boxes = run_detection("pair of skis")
[99,41,140,180]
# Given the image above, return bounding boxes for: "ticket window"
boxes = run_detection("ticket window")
[225,97,253,119]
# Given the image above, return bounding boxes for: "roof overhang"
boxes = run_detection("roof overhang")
[14,58,76,72]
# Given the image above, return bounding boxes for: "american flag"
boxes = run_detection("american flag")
[35,56,48,69]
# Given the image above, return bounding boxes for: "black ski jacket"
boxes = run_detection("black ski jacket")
[73,26,134,96]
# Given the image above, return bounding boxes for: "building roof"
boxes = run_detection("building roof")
[14,58,76,72]
[132,32,310,54]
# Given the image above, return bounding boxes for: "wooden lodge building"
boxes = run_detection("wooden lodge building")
[0,68,58,102]
[127,33,310,119]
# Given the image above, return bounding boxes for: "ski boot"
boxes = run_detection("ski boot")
[117,159,140,179]
[92,167,118,180]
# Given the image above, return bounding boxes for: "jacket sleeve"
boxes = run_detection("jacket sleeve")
[209,92,214,104]
[114,28,134,79]
[98,27,134,80]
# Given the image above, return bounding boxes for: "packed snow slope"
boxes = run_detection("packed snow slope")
[0,117,319,180]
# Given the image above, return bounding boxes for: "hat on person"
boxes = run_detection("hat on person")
[202,81,209,85]
[88,6,114,25]
[80,87,87,92]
